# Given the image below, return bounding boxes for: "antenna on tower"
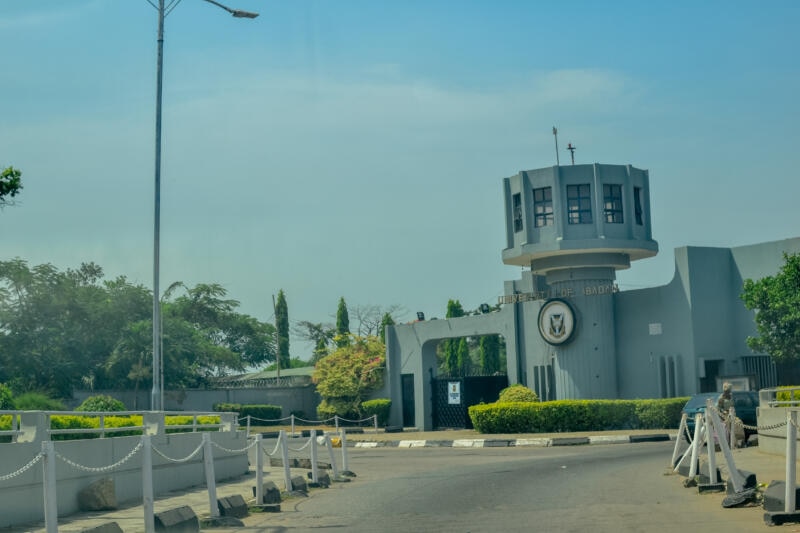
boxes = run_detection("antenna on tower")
[567,143,576,165]
[552,126,560,166]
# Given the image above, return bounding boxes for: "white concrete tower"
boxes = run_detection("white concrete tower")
[501,164,658,398]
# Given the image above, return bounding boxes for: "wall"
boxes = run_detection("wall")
[0,430,249,528]
[72,385,321,418]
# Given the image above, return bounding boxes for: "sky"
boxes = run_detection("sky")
[1,1,798,359]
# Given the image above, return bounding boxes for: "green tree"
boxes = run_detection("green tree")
[479,335,501,374]
[379,312,395,344]
[0,166,22,207]
[741,252,800,362]
[274,290,290,369]
[456,338,471,376]
[335,297,350,347]
[440,299,465,375]
[312,335,385,418]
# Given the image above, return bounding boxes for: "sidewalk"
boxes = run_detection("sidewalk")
[4,429,790,532]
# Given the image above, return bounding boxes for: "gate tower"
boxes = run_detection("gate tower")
[502,164,657,398]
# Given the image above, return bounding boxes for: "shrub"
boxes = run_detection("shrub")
[317,398,359,421]
[0,383,14,410]
[361,399,392,426]
[14,392,66,411]
[75,395,126,412]
[469,398,687,434]
[498,384,538,403]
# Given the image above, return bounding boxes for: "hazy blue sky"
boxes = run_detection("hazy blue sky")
[1,1,798,358]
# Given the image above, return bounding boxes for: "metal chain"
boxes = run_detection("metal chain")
[56,441,143,473]
[709,403,787,432]
[152,440,204,463]
[287,437,313,452]
[0,452,43,481]
[248,415,292,424]
[210,438,258,454]
[262,438,282,457]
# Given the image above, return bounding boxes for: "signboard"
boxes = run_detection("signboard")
[448,382,461,404]
[537,298,576,346]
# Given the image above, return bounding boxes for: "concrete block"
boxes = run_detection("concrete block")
[763,480,800,512]
[252,481,282,504]
[726,469,757,494]
[78,478,117,511]
[308,470,331,488]
[80,522,123,533]
[217,494,249,519]
[290,475,308,493]
[154,505,199,532]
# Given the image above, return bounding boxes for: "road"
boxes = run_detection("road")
[238,442,765,532]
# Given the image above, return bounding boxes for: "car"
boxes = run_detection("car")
[681,390,759,443]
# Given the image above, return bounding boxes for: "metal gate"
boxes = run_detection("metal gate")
[431,375,508,429]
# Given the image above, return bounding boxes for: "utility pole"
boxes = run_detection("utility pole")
[272,294,281,385]
[567,142,576,165]
[552,126,560,166]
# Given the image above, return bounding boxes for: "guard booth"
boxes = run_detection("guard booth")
[431,375,508,429]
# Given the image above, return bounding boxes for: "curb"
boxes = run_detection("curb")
[352,433,676,449]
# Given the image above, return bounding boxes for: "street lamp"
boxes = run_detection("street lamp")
[149,0,258,411]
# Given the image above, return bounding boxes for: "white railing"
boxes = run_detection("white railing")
[0,410,238,442]
[760,387,800,407]
[243,413,379,437]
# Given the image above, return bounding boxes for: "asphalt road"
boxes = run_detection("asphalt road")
[238,442,766,532]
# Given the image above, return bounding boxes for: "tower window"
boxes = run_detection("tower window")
[634,186,644,225]
[512,193,523,232]
[603,184,624,224]
[533,187,553,227]
[567,184,592,224]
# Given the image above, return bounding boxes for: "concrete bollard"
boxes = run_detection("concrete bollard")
[153,506,199,532]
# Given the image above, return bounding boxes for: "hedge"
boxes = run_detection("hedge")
[468,398,688,434]
[0,414,223,441]
[213,403,282,424]
[361,399,392,427]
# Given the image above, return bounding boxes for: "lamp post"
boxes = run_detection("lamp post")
[150,0,258,411]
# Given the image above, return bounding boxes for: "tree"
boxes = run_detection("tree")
[456,338,471,376]
[440,299,465,375]
[292,320,334,364]
[274,290,290,370]
[379,312,395,344]
[479,334,501,374]
[335,297,350,347]
[312,335,385,418]
[352,303,405,337]
[741,252,800,362]
[0,166,22,207]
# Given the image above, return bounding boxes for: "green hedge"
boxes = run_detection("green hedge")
[214,403,282,424]
[0,414,223,441]
[361,399,392,426]
[468,398,688,434]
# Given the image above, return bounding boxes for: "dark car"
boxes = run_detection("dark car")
[681,390,759,442]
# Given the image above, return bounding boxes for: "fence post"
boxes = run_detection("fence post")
[325,434,340,480]
[202,433,219,518]
[291,414,295,438]
[255,434,264,505]
[310,430,319,484]
[688,413,703,478]
[705,399,717,483]
[671,413,687,467]
[42,440,58,533]
[373,414,378,433]
[728,406,737,450]
[335,415,339,432]
[786,410,797,513]
[280,430,293,492]
[340,428,349,473]
[142,435,155,533]
[247,415,251,438]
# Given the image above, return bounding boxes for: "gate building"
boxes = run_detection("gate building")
[382,162,800,430]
